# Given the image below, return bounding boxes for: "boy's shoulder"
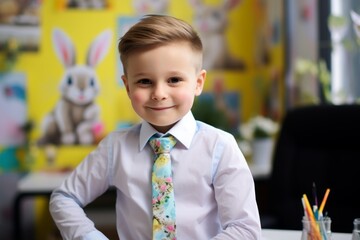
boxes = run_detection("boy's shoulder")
[195,120,235,141]
[102,123,141,143]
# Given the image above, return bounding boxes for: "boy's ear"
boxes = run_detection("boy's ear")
[121,75,130,95]
[195,69,206,96]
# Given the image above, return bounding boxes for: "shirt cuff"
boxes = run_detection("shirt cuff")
[81,230,109,240]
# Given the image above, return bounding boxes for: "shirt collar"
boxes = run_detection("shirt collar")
[139,111,197,151]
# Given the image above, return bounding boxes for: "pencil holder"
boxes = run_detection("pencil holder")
[301,216,332,240]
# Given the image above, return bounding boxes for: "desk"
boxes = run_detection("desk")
[13,171,71,240]
[14,171,117,240]
[261,229,352,240]
[14,166,271,240]
[15,172,351,240]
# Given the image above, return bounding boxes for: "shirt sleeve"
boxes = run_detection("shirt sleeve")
[81,230,109,240]
[49,135,112,240]
[211,134,262,240]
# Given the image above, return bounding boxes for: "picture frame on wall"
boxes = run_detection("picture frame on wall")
[0,0,41,51]
[55,0,113,10]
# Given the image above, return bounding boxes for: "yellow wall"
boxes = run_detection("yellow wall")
[5,0,284,171]
[1,0,284,238]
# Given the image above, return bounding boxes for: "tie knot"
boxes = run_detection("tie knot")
[149,135,176,154]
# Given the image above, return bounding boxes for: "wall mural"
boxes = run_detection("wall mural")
[0,1,285,167]
[0,1,285,238]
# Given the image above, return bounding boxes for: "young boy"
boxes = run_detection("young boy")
[50,14,261,239]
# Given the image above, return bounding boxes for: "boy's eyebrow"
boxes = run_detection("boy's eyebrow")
[131,72,148,78]
[130,70,188,79]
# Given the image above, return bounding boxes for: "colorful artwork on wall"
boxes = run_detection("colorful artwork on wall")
[132,0,170,15]
[188,0,246,71]
[55,0,114,10]
[17,0,284,170]
[0,72,27,172]
[0,0,41,51]
[37,28,112,146]
[0,72,27,146]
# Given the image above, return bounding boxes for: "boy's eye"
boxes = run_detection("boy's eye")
[137,79,152,85]
[168,77,181,84]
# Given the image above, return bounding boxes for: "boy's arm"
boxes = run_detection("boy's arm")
[211,135,262,240]
[49,138,111,240]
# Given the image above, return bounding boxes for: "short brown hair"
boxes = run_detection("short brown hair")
[118,14,203,73]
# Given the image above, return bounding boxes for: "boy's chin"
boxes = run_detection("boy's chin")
[150,121,178,133]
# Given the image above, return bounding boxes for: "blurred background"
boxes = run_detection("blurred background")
[0,0,359,239]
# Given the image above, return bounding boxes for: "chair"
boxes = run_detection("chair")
[262,104,360,233]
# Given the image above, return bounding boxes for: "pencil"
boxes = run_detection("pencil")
[319,188,330,214]
[303,194,316,222]
[301,197,308,219]
[313,182,319,207]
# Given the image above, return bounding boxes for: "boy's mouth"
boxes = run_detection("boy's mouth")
[148,106,174,111]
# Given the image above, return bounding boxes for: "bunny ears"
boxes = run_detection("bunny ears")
[52,28,112,68]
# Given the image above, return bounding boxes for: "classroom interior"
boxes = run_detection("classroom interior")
[1,0,359,239]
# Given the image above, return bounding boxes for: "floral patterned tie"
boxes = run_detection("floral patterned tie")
[149,135,177,240]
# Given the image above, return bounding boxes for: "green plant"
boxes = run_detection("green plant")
[239,116,279,140]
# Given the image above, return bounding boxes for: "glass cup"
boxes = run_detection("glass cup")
[352,218,360,240]
[301,216,332,240]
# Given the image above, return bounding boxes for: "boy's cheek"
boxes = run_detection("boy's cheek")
[131,91,146,103]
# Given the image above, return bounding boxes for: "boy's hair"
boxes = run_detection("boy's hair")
[118,14,203,74]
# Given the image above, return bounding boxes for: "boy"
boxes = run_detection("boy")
[50,15,261,239]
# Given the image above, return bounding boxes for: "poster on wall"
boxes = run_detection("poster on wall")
[37,28,112,146]
[0,72,27,146]
[55,0,114,10]
[0,0,41,51]
[188,0,246,71]
[0,72,27,171]
[132,0,170,15]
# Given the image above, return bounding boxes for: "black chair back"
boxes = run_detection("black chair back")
[268,104,360,232]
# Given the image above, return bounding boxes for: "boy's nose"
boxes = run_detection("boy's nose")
[151,84,167,101]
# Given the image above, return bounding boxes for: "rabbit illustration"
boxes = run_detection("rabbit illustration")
[188,0,246,71]
[38,28,112,145]
[133,0,169,15]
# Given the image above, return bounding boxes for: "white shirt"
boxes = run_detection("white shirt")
[49,111,261,240]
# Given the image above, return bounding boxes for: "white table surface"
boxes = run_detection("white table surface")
[18,171,70,192]
[18,163,271,193]
[261,228,352,240]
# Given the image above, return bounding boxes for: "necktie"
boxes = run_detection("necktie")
[149,135,177,240]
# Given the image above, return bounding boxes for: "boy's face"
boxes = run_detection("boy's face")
[122,42,206,133]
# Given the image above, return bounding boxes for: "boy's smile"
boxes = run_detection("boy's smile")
[122,42,206,133]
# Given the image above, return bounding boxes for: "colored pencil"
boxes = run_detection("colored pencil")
[319,188,330,215]
[313,182,319,207]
